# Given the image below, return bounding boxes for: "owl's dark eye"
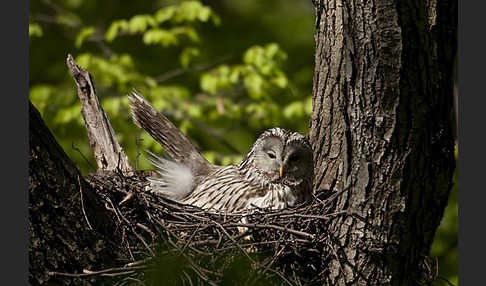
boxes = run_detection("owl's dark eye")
[288,154,300,162]
[267,152,276,159]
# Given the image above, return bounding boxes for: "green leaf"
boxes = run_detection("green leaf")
[155,6,176,23]
[75,53,93,67]
[271,71,288,88]
[128,15,156,33]
[200,74,218,95]
[243,43,287,76]
[55,13,81,27]
[75,26,96,48]
[175,1,205,22]
[74,53,148,92]
[202,151,217,164]
[145,77,157,88]
[164,26,199,43]
[304,96,313,115]
[178,120,192,135]
[196,5,211,22]
[283,101,304,119]
[151,86,191,100]
[244,73,264,99]
[118,54,135,68]
[105,20,128,42]
[229,67,241,83]
[29,23,43,38]
[265,42,287,62]
[143,29,178,46]
[65,0,83,9]
[180,47,200,68]
[29,85,54,113]
[185,103,202,118]
[53,103,82,124]
[101,97,123,114]
[221,155,233,166]
[211,14,221,26]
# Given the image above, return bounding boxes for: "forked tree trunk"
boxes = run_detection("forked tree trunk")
[28,0,457,285]
[309,0,456,284]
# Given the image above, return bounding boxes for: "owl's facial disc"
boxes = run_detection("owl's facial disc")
[253,136,284,182]
[281,144,313,185]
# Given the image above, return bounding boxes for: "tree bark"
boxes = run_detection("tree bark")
[28,0,457,284]
[66,54,133,174]
[29,101,123,285]
[309,0,456,284]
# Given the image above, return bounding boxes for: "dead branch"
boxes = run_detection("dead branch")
[66,54,132,173]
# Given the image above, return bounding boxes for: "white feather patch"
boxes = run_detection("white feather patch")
[146,152,194,200]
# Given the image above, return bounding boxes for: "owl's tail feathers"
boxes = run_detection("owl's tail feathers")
[145,150,194,200]
[128,91,211,174]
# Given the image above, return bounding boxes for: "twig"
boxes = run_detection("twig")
[227,223,315,240]
[155,55,232,83]
[437,276,455,286]
[77,175,93,230]
[48,265,146,278]
[71,142,96,171]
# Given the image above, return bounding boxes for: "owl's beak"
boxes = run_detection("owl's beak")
[279,167,283,177]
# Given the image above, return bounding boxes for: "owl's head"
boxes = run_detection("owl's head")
[244,128,314,186]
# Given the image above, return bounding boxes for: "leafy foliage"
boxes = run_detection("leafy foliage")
[29,0,313,172]
[29,0,456,283]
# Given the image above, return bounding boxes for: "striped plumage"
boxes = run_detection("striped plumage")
[129,92,314,213]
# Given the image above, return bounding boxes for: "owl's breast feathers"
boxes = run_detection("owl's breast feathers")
[181,165,310,213]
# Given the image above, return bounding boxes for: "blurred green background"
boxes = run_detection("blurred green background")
[29,0,457,284]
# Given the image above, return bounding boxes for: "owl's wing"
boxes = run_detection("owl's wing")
[128,91,212,175]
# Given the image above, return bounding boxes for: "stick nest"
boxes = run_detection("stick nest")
[84,169,351,286]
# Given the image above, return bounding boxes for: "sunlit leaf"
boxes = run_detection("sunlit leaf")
[283,101,304,119]
[304,95,312,115]
[55,13,80,27]
[244,73,264,99]
[29,23,43,37]
[143,29,178,46]
[171,26,199,42]
[105,20,129,42]
[180,47,200,68]
[200,74,218,95]
[75,26,95,48]
[155,6,176,23]
[53,103,82,124]
[272,71,288,88]
[128,15,156,33]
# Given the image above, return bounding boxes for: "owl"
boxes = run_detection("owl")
[128,91,314,213]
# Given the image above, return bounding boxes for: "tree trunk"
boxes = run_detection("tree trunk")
[29,101,122,285]
[309,0,456,284]
[28,0,457,284]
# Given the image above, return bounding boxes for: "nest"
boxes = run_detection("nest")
[80,170,351,286]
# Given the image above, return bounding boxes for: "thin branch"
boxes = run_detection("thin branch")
[48,265,146,278]
[71,142,96,172]
[77,175,93,230]
[227,222,315,240]
[155,55,232,83]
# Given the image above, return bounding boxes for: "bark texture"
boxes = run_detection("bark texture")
[28,0,457,284]
[309,0,456,284]
[66,54,132,173]
[29,102,122,285]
